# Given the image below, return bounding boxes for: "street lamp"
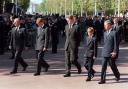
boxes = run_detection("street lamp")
[60,1,62,15]
[65,0,67,16]
[94,0,97,16]
[117,0,120,17]
[2,1,5,13]
[15,0,18,15]
[80,0,83,16]
[71,0,74,15]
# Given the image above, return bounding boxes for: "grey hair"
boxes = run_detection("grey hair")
[104,20,112,25]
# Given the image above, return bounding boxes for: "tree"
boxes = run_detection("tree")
[17,0,30,11]
[36,0,128,15]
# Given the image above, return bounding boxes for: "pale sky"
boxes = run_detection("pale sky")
[27,0,43,13]
[31,0,43,4]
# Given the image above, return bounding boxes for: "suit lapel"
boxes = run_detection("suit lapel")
[68,24,74,36]
[14,27,18,38]
[37,27,45,38]
[104,30,112,40]
[87,37,93,46]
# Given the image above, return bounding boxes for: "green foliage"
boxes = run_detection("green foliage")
[0,0,30,11]
[37,0,128,15]
[17,0,30,11]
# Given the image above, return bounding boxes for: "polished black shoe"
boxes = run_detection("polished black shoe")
[86,77,91,81]
[115,77,120,81]
[44,65,50,72]
[23,64,28,71]
[98,80,106,84]
[10,71,17,74]
[64,73,71,77]
[78,68,82,74]
[34,73,40,76]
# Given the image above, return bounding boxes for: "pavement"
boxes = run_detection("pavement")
[0,38,128,89]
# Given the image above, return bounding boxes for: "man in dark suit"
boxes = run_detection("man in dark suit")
[9,18,28,74]
[0,16,6,55]
[113,18,123,45]
[98,20,120,84]
[51,15,60,54]
[64,16,82,77]
[34,18,50,76]
[93,16,103,43]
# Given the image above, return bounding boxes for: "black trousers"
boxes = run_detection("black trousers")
[65,46,81,73]
[52,43,58,53]
[11,48,15,58]
[36,50,49,73]
[101,57,120,81]
[0,40,4,55]
[13,50,28,72]
[84,57,95,78]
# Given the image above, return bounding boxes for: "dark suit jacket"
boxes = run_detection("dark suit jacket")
[112,24,123,44]
[102,29,118,57]
[10,26,28,51]
[84,36,97,57]
[35,25,49,51]
[65,24,81,51]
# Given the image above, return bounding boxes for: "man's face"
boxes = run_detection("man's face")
[113,18,118,24]
[69,19,74,24]
[37,21,44,27]
[13,19,20,27]
[87,30,93,36]
[104,23,112,31]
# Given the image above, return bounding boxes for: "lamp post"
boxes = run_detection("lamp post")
[117,0,120,17]
[94,0,97,16]
[2,1,5,13]
[65,0,67,16]
[60,1,62,15]
[16,0,18,15]
[80,0,83,16]
[71,0,74,15]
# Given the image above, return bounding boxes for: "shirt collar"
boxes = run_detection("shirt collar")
[16,26,20,30]
[42,24,44,28]
[107,28,112,34]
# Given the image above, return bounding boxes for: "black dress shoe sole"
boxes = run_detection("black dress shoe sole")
[98,81,106,84]
[63,74,71,77]
[34,73,40,76]
[86,79,91,81]
[10,72,17,74]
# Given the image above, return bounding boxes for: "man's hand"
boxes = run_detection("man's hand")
[9,46,12,49]
[111,52,117,59]
[93,56,96,59]
[43,48,47,52]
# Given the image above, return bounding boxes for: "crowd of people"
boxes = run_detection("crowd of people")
[0,13,128,84]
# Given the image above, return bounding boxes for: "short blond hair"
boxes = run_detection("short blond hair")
[36,18,45,24]
[87,27,94,33]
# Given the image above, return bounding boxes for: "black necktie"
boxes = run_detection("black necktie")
[15,27,18,36]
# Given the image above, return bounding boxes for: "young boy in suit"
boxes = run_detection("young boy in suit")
[84,27,97,81]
